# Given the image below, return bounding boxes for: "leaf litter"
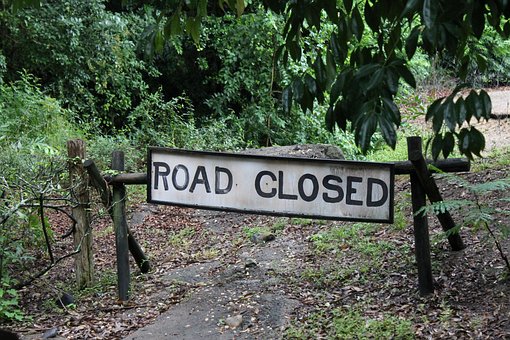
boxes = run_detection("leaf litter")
[2,164,510,339]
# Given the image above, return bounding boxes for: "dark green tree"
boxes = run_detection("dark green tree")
[136,0,510,159]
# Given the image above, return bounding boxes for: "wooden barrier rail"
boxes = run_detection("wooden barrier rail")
[84,139,469,300]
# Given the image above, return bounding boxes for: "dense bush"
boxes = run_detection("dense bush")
[464,26,510,87]
[0,0,156,132]
[0,73,80,149]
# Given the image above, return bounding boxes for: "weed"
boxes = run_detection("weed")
[168,227,196,250]
[243,226,269,239]
[285,308,414,339]
[271,218,288,232]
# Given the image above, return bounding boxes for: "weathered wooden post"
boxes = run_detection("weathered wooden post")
[67,139,94,289]
[112,151,130,301]
[407,137,434,295]
[84,160,150,273]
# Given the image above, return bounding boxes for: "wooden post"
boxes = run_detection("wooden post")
[407,138,434,296]
[407,137,465,251]
[84,160,150,273]
[67,139,94,289]
[112,151,130,301]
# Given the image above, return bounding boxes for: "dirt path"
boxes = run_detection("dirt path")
[124,211,303,339]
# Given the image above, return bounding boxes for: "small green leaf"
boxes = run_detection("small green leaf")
[292,78,304,102]
[443,97,457,132]
[287,39,302,61]
[426,98,443,121]
[356,111,378,153]
[366,68,384,91]
[381,96,400,123]
[235,0,245,16]
[455,97,467,126]
[325,106,334,130]
[469,127,485,157]
[432,103,444,133]
[154,29,164,53]
[364,2,380,32]
[334,101,347,131]
[186,17,201,44]
[401,0,420,18]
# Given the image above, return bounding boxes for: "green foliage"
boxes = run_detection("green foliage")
[285,308,414,339]
[464,26,510,86]
[310,223,394,257]
[0,73,80,148]
[0,0,156,133]
[0,276,23,321]
[0,52,5,83]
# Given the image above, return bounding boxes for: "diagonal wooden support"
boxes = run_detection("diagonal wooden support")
[407,137,465,251]
[84,159,150,273]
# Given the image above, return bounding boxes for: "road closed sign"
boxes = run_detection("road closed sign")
[147,148,394,223]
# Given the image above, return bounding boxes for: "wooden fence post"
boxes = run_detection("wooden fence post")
[112,151,130,301]
[67,139,94,289]
[407,137,434,295]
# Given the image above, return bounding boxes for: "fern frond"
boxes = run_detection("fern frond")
[416,199,473,216]
[434,172,470,187]
[470,178,510,194]
[466,211,494,230]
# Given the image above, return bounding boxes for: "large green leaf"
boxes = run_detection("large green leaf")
[405,26,420,59]
[423,0,438,28]
[442,131,455,159]
[479,90,492,119]
[397,64,416,88]
[356,111,378,152]
[351,6,364,41]
[378,114,397,149]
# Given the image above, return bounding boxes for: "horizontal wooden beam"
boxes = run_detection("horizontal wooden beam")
[393,158,470,175]
[105,173,148,185]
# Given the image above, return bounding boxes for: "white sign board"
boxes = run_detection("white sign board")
[147,148,394,223]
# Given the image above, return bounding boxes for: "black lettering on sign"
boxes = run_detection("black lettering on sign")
[366,178,388,207]
[172,164,189,191]
[153,162,170,190]
[298,174,319,202]
[346,176,363,206]
[322,175,344,203]
[189,166,211,193]
[255,170,277,198]
[215,166,233,194]
[278,171,298,200]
